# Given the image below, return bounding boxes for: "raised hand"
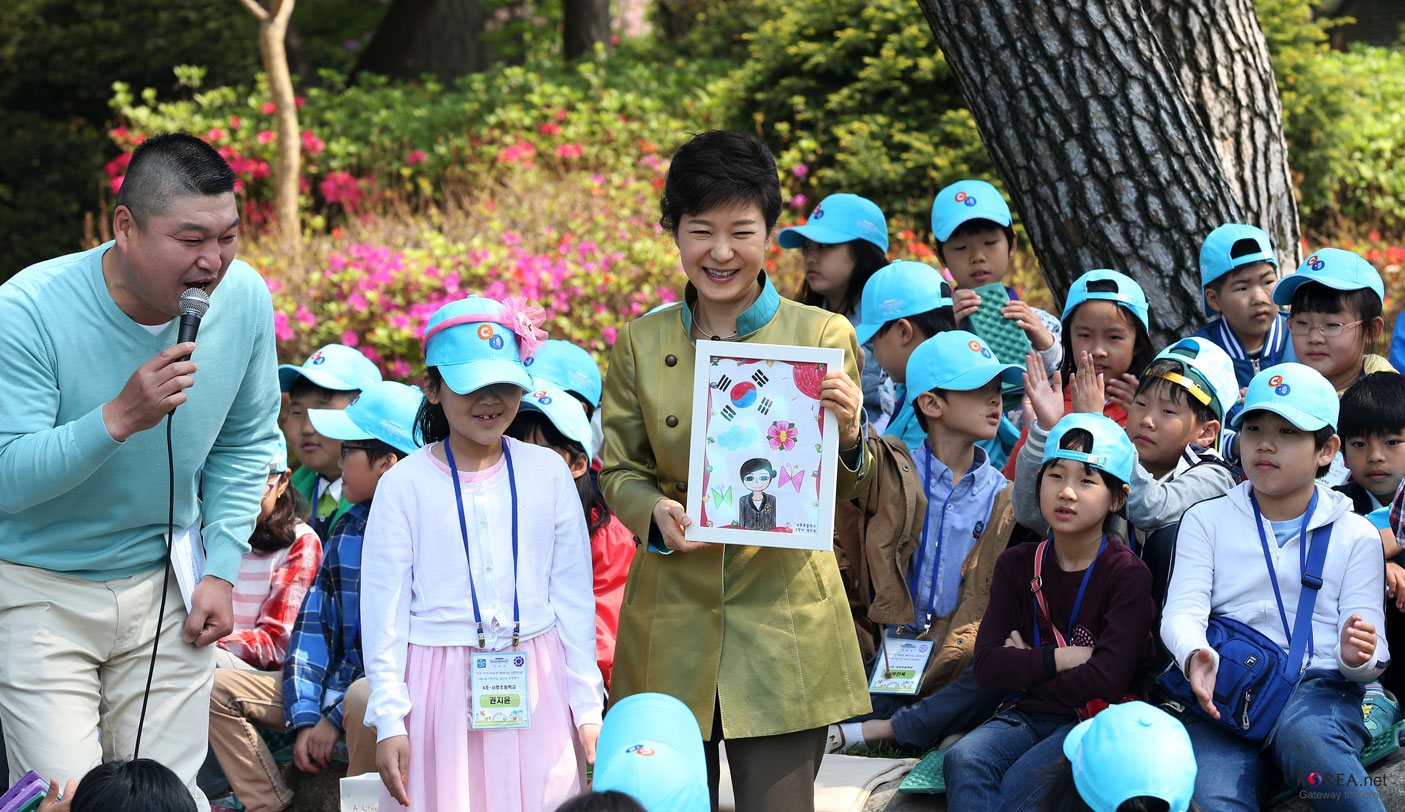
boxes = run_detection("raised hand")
[1022,349,1065,432]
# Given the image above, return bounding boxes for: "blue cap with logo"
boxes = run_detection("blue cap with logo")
[1061,269,1150,333]
[852,261,952,344]
[593,693,709,812]
[1232,362,1338,432]
[308,380,425,457]
[1199,223,1277,317]
[1272,247,1385,308]
[1062,701,1196,812]
[1043,412,1137,484]
[1149,337,1241,420]
[907,330,1024,397]
[778,193,890,253]
[517,386,595,461]
[527,340,603,408]
[278,344,383,393]
[930,179,1013,243]
[423,296,538,396]
[269,433,290,475]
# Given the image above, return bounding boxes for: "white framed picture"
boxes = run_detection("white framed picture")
[684,340,842,551]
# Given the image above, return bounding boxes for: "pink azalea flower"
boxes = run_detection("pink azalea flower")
[341,329,359,346]
[388,360,412,379]
[261,102,276,115]
[555,143,583,159]
[792,163,809,178]
[273,311,293,342]
[407,149,427,165]
[207,128,225,142]
[256,130,274,145]
[767,421,797,451]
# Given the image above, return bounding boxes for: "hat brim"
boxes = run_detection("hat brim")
[1271,272,1375,306]
[932,210,1013,243]
[518,397,595,462]
[854,321,883,345]
[777,223,857,249]
[1062,715,1096,762]
[307,408,372,443]
[1231,400,1331,432]
[279,364,360,393]
[931,364,1025,392]
[438,360,533,396]
[597,693,706,772]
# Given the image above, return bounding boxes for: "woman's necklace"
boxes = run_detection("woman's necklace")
[692,306,738,341]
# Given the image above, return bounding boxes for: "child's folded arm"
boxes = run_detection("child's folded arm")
[1126,459,1238,533]
[1159,507,1220,674]
[971,552,1057,692]
[1336,517,1392,681]
[1026,561,1155,707]
[1012,422,1051,537]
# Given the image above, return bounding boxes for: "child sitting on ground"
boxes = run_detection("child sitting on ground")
[828,331,1022,755]
[1040,701,1203,812]
[944,414,1156,810]
[1192,223,1291,387]
[1276,247,1393,396]
[1161,363,1389,811]
[279,343,383,537]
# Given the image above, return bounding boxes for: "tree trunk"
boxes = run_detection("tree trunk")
[915,0,1246,346]
[243,0,301,255]
[352,0,495,81]
[1146,0,1301,269]
[564,0,610,59]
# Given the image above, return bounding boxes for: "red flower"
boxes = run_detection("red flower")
[555,143,583,159]
[539,122,562,136]
[261,102,276,115]
[407,149,427,165]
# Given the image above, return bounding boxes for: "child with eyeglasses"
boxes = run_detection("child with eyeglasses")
[1276,248,1395,396]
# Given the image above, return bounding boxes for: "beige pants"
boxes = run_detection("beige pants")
[209,672,376,812]
[0,559,215,806]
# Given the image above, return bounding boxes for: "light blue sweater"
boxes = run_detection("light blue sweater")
[0,243,281,583]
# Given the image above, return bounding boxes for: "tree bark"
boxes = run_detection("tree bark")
[241,0,301,255]
[352,0,495,81]
[1145,0,1301,270]
[564,0,610,60]
[915,0,1246,346]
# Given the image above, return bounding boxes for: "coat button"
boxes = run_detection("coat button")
[676,481,687,493]
[665,354,678,367]
[666,415,679,428]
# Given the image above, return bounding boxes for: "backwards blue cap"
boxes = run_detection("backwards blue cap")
[778,193,890,253]
[1232,362,1338,432]
[852,261,952,344]
[930,179,1013,243]
[269,433,290,474]
[1063,701,1196,812]
[1043,412,1137,484]
[1272,247,1385,308]
[1061,269,1150,333]
[1199,223,1277,317]
[308,380,425,457]
[1149,338,1240,420]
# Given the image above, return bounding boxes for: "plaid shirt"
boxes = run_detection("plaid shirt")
[282,501,369,732]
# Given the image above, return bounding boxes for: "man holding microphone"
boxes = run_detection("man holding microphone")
[0,133,281,804]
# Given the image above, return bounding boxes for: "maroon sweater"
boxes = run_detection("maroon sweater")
[972,538,1156,717]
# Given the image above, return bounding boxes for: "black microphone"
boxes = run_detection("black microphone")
[175,288,210,363]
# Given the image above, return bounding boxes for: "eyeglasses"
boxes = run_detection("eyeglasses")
[1287,318,1364,337]
[340,443,377,460]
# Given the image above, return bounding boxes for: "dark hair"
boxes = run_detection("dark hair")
[287,376,359,404]
[1204,256,1275,297]
[1340,372,1405,440]
[249,470,307,553]
[659,131,782,235]
[506,409,612,535]
[1060,280,1155,380]
[874,282,957,343]
[415,367,453,445]
[795,239,890,316]
[1239,408,1337,477]
[69,759,198,812]
[1134,358,1218,426]
[934,217,1016,265]
[554,790,649,812]
[116,133,237,227]
[1039,757,1202,812]
[1289,282,1384,356]
[740,457,777,480]
[1036,428,1128,533]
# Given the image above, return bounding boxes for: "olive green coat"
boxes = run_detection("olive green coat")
[599,276,875,739]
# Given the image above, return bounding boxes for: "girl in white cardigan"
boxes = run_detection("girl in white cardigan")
[361,296,602,811]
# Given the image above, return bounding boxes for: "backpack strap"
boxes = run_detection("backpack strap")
[1286,523,1332,676]
[1030,540,1067,648]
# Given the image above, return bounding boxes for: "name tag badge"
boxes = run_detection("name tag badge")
[469,651,531,730]
[868,631,934,695]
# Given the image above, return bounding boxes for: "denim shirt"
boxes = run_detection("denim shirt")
[907,444,1007,625]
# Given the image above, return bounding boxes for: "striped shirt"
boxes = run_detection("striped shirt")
[218,521,322,670]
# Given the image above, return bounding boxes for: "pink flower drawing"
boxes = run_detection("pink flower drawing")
[768,421,797,451]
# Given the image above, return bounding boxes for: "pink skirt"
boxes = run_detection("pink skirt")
[383,628,585,812]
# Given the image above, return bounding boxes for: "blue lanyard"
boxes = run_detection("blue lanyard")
[444,438,521,648]
[1031,535,1106,647]
[1250,488,1318,646]
[910,446,976,626]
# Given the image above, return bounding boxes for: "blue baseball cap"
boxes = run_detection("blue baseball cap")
[1148,338,1241,420]
[907,330,1024,397]
[593,693,709,812]
[423,296,535,396]
[852,261,952,344]
[1232,362,1338,432]
[278,344,383,393]
[269,433,290,474]
[777,193,889,253]
[1272,247,1385,307]
[517,387,594,461]
[1043,412,1137,484]
[1368,506,1391,531]
[1061,269,1151,333]
[1199,223,1277,317]
[930,179,1012,243]
[308,380,425,457]
[527,340,603,408]
[1062,701,1196,812]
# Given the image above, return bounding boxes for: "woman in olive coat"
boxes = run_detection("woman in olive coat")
[599,130,875,812]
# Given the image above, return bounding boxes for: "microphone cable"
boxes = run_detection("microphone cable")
[133,413,176,759]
